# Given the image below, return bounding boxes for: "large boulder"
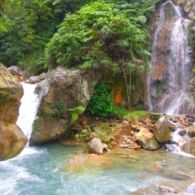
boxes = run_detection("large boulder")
[135,127,161,150]
[153,116,175,144]
[0,63,27,160]
[30,67,98,145]
[0,123,27,160]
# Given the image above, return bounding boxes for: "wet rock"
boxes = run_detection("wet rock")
[148,162,164,172]
[67,154,110,171]
[132,185,157,195]
[185,183,195,195]
[0,63,27,160]
[88,138,108,155]
[25,73,46,84]
[153,116,175,144]
[179,130,186,136]
[30,67,98,144]
[135,127,161,150]
[167,171,192,180]
[159,185,180,195]
[182,138,195,155]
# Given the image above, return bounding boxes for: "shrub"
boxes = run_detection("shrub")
[45,0,154,72]
[86,83,115,117]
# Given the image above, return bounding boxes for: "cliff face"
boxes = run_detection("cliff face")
[0,63,27,160]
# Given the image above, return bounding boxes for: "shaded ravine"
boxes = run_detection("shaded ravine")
[148,0,194,115]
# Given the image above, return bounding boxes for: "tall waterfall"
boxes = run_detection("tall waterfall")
[148,0,194,115]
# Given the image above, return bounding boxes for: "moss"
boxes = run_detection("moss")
[125,110,149,119]
[75,129,92,142]
[33,119,40,131]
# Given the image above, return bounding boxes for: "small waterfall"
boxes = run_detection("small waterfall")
[148,0,194,115]
[17,83,41,139]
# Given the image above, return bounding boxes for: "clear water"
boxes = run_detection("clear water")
[0,143,194,195]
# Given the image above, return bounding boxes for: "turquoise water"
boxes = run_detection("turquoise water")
[0,143,194,195]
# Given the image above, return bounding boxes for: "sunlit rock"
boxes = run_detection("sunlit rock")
[153,116,175,144]
[135,127,160,150]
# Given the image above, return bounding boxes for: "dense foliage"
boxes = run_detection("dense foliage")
[0,0,91,72]
[0,0,158,74]
[86,83,115,117]
[0,0,159,110]
[45,0,158,107]
[46,0,157,70]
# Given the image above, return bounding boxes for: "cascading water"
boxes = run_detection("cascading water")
[148,0,195,157]
[17,83,41,139]
[148,0,194,115]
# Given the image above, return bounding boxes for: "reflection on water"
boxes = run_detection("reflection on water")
[0,143,194,195]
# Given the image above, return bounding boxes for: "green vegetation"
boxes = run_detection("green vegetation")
[0,0,91,73]
[86,83,115,117]
[75,122,113,143]
[69,104,85,123]
[0,0,158,74]
[50,100,66,119]
[0,0,160,114]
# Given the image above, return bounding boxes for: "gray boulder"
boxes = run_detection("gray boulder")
[135,127,161,150]
[153,116,175,144]
[88,138,108,155]
[30,67,98,145]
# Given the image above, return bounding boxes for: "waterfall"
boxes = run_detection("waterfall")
[15,82,43,156]
[17,83,41,139]
[148,0,194,115]
[148,0,195,157]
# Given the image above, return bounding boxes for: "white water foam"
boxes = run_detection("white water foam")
[16,82,41,139]
[0,82,44,194]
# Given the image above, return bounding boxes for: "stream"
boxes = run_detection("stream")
[0,0,195,194]
[0,143,194,195]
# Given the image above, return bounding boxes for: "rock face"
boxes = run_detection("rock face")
[30,67,98,145]
[153,116,175,144]
[0,63,27,160]
[88,138,108,155]
[135,127,160,150]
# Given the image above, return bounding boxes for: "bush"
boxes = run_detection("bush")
[45,0,155,72]
[86,83,115,117]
